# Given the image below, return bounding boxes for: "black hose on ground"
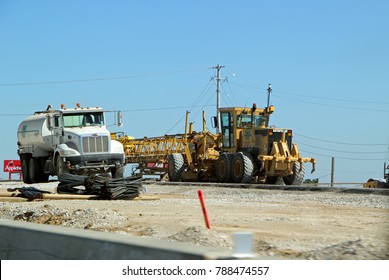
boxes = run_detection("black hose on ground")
[7,187,52,200]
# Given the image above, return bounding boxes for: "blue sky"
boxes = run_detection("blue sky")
[0,0,388,183]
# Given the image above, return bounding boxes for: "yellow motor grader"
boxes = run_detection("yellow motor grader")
[117,103,316,185]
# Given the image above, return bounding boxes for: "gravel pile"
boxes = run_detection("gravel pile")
[306,239,389,260]
[0,203,126,230]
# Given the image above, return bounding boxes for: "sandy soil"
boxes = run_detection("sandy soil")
[0,180,388,259]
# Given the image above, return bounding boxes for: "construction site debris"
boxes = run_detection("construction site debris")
[6,186,52,200]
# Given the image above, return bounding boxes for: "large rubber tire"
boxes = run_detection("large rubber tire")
[56,156,69,179]
[21,155,32,184]
[283,162,305,185]
[167,153,185,182]
[28,157,41,184]
[232,152,254,183]
[216,153,234,182]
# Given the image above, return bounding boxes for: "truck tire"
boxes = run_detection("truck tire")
[232,152,254,183]
[37,158,49,183]
[167,153,185,182]
[283,162,305,185]
[216,153,234,182]
[56,156,69,179]
[21,154,32,184]
[28,158,41,184]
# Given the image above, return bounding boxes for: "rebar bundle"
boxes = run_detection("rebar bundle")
[57,173,145,200]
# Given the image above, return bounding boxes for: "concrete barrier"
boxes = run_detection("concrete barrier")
[0,219,232,260]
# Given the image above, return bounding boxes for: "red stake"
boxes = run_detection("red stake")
[197,190,211,229]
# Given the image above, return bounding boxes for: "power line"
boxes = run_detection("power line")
[272,93,389,112]
[224,79,239,106]
[229,81,389,105]
[187,80,214,112]
[228,81,389,112]
[121,104,214,113]
[0,67,209,87]
[297,141,388,154]
[165,78,216,134]
[221,85,235,107]
[274,89,389,105]
[295,133,388,146]
[300,149,389,161]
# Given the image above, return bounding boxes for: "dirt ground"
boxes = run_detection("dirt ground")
[0,180,388,259]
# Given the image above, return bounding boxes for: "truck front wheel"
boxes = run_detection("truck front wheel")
[56,156,69,179]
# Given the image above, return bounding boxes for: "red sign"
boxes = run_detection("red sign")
[4,160,22,173]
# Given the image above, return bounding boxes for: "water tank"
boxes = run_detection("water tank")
[17,113,52,152]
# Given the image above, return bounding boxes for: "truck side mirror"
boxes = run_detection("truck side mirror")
[117,111,123,127]
[47,115,55,130]
[211,116,218,128]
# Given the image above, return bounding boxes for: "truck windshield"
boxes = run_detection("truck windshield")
[62,112,105,127]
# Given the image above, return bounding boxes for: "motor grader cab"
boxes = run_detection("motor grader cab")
[216,104,316,184]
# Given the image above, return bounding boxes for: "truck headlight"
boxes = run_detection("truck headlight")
[59,149,79,156]
[112,147,124,153]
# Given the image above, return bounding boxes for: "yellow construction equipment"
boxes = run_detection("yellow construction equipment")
[114,103,316,185]
[363,163,389,188]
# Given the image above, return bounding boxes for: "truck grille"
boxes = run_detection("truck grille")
[82,136,109,153]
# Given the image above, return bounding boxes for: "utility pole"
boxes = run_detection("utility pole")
[331,157,335,188]
[211,64,225,133]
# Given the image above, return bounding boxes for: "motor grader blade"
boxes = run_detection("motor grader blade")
[259,140,315,177]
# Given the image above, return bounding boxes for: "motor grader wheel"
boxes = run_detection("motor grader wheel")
[232,152,254,183]
[283,162,305,185]
[167,153,185,182]
[216,153,234,182]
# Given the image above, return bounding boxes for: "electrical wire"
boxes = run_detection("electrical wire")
[300,148,389,161]
[226,79,239,105]
[228,81,389,112]
[272,93,389,112]
[221,82,235,107]
[229,81,389,105]
[165,80,215,134]
[121,104,213,113]
[297,141,388,154]
[0,67,209,87]
[275,88,389,105]
[295,133,388,146]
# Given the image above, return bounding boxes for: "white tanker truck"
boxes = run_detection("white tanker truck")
[17,104,126,184]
